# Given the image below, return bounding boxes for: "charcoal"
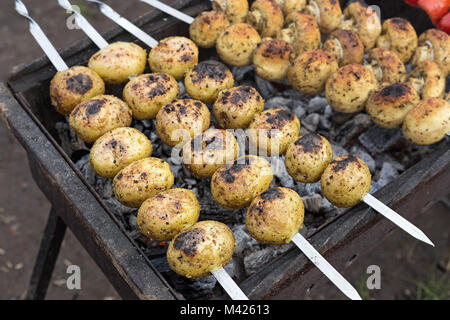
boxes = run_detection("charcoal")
[169,273,217,299]
[178,81,186,97]
[303,194,323,214]
[307,96,328,113]
[320,197,335,213]
[150,257,172,273]
[359,126,403,155]
[333,114,372,146]
[224,258,237,279]
[374,154,406,172]
[232,225,255,255]
[272,156,295,188]
[292,101,307,119]
[232,65,254,82]
[265,96,292,109]
[330,143,349,158]
[350,145,376,173]
[318,115,332,130]
[254,75,277,99]
[102,197,136,216]
[375,162,399,188]
[244,243,293,276]
[302,113,320,132]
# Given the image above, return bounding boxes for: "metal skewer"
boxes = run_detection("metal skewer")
[140,0,195,24]
[85,0,159,48]
[211,268,249,300]
[15,0,68,72]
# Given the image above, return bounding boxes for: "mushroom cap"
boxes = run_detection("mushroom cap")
[167,220,236,278]
[408,60,445,99]
[148,36,199,80]
[305,0,342,34]
[279,0,307,17]
[50,66,105,115]
[285,133,333,183]
[247,0,284,38]
[253,39,294,81]
[122,73,179,120]
[376,17,418,63]
[216,23,262,67]
[365,48,407,86]
[366,82,420,128]
[402,98,450,145]
[246,187,304,245]
[182,129,240,179]
[412,29,450,76]
[288,49,339,95]
[321,155,372,208]
[189,10,230,48]
[248,108,301,156]
[213,85,265,129]
[184,60,234,104]
[323,29,364,66]
[325,64,379,113]
[340,1,381,50]
[155,99,211,147]
[212,0,249,24]
[279,11,321,57]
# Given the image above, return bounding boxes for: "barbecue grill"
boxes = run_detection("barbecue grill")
[0,0,449,300]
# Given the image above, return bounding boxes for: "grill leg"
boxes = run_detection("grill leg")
[26,207,67,300]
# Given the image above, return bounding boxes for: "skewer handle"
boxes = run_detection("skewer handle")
[211,267,249,300]
[140,0,195,24]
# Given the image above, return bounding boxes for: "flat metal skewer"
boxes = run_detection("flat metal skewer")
[140,0,195,24]
[291,232,362,300]
[15,0,68,72]
[211,268,249,300]
[86,0,159,48]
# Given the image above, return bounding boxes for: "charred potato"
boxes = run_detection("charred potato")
[89,127,152,178]
[364,48,406,86]
[366,82,420,128]
[412,28,450,77]
[321,155,372,208]
[304,0,342,34]
[325,64,379,113]
[88,42,147,84]
[213,85,264,129]
[276,0,307,17]
[148,36,199,80]
[69,95,133,143]
[288,49,339,95]
[376,17,418,63]
[184,60,234,103]
[246,187,304,245]
[113,157,174,208]
[137,188,200,241]
[285,133,333,183]
[216,23,262,67]
[407,60,445,99]
[248,108,300,156]
[253,39,294,81]
[123,73,179,120]
[167,220,236,278]
[189,11,230,48]
[182,129,240,179]
[50,66,105,115]
[156,99,211,147]
[247,0,284,38]
[212,0,249,24]
[323,29,364,66]
[211,155,274,209]
[402,98,450,145]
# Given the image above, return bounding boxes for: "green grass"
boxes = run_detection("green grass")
[414,271,449,300]
[358,277,374,300]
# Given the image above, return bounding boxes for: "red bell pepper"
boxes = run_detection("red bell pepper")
[418,0,450,25]
[404,0,419,6]
[438,10,450,34]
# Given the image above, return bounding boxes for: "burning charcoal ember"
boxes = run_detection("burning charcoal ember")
[333,114,372,146]
[318,115,332,131]
[359,126,403,155]
[375,162,400,189]
[330,143,349,158]
[232,225,256,255]
[55,121,89,156]
[224,258,237,279]
[254,74,277,99]
[292,101,307,119]
[76,154,96,185]
[302,113,320,132]
[243,243,293,276]
[264,96,293,109]
[232,65,254,82]
[272,156,295,188]
[169,273,217,299]
[307,96,329,114]
[350,145,376,173]
[303,194,323,214]
[150,257,172,273]
[102,197,136,216]
[374,154,406,172]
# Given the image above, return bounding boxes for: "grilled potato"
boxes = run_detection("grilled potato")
[212,0,249,24]
[407,60,445,99]
[247,0,284,38]
[189,10,230,48]
[364,48,407,87]
[253,39,293,81]
[304,0,342,34]
[323,29,364,67]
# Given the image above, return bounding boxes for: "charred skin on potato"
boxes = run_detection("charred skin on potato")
[253,39,294,81]
[189,11,230,48]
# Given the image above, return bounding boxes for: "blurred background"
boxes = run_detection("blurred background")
[0,0,448,300]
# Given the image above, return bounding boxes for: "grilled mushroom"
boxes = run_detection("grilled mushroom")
[246,187,304,245]
[89,127,152,178]
[69,95,133,143]
[248,108,300,156]
[88,42,147,84]
[376,17,418,63]
[137,188,200,241]
[155,99,211,147]
[253,39,294,81]
[277,11,321,57]
[288,49,339,95]
[323,29,364,66]
[216,23,262,66]
[167,220,236,278]
[212,0,249,24]
[182,129,240,179]
[412,28,450,76]
[339,1,381,51]
[402,98,450,145]
[247,0,284,38]
[364,48,407,86]
[408,60,445,99]
[189,10,230,48]
[50,66,105,115]
[285,133,333,183]
[304,0,342,34]
[184,60,234,104]
[148,36,199,80]
[366,82,420,128]
[275,0,307,17]
[321,155,372,208]
[122,73,179,120]
[213,85,264,129]
[211,155,274,209]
